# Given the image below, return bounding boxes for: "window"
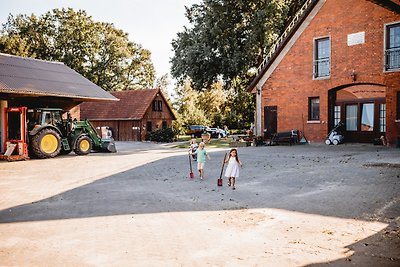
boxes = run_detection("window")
[380,104,386,132]
[308,97,320,121]
[152,100,163,111]
[361,103,374,131]
[314,37,330,78]
[346,104,358,131]
[43,112,52,124]
[334,105,341,126]
[385,23,400,71]
[162,121,168,129]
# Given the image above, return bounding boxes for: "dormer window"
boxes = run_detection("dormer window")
[385,22,400,71]
[313,37,330,78]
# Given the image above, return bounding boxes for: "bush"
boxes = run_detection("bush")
[147,128,175,143]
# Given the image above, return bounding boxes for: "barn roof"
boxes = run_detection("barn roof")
[80,88,176,120]
[0,53,117,101]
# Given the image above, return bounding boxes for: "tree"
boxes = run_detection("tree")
[171,0,306,129]
[0,8,155,91]
[173,79,210,132]
[171,0,298,90]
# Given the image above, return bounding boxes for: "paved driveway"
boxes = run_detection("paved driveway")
[0,142,399,266]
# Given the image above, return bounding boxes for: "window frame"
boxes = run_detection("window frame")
[152,100,163,111]
[360,103,374,132]
[379,103,386,133]
[308,97,320,121]
[345,104,358,132]
[313,36,331,79]
[384,21,400,72]
[334,105,341,126]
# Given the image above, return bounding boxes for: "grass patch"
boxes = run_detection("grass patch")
[175,135,192,142]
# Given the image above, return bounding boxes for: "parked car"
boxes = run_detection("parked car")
[205,127,227,138]
[187,125,207,137]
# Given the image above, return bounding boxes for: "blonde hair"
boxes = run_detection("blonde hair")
[199,142,205,148]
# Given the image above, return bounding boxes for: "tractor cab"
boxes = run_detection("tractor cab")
[27,108,66,134]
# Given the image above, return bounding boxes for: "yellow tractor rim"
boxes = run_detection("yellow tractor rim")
[41,134,58,153]
[80,139,90,152]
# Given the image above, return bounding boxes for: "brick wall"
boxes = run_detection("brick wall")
[261,0,400,144]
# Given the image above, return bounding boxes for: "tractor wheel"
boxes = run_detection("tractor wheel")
[333,139,339,145]
[31,128,62,158]
[74,135,92,155]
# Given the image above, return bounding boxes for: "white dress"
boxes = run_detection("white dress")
[224,157,240,178]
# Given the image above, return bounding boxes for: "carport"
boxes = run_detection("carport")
[0,53,118,153]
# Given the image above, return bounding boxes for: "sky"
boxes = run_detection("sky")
[0,0,200,83]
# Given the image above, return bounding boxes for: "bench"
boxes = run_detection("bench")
[271,130,299,145]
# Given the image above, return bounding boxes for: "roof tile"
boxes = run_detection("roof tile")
[80,89,161,120]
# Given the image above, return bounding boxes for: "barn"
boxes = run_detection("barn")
[0,53,118,154]
[80,89,176,141]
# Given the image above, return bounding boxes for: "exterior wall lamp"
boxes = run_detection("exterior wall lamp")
[351,70,357,81]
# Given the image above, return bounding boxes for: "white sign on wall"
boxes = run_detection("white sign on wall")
[347,32,365,46]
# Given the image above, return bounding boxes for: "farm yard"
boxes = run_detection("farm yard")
[0,141,399,266]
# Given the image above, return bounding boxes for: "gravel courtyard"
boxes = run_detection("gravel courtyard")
[0,141,399,266]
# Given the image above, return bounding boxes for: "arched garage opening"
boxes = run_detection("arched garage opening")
[328,83,386,143]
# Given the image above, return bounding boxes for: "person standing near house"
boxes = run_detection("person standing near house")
[223,125,229,136]
[224,148,242,190]
[193,142,211,179]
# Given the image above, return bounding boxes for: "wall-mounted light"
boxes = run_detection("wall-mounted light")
[351,70,357,82]
[256,86,261,95]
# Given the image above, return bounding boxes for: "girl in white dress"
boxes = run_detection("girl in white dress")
[224,148,242,190]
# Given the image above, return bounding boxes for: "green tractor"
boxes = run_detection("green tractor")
[27,108,116,159]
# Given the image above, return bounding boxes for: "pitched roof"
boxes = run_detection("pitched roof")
[0,53,117,101]
[80,88,176,120]
[367,0,400,13]
[247,0,400,92]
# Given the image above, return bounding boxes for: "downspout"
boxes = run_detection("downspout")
[255,85,262,137]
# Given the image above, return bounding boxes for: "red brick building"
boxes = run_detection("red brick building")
[248,0,400,146]
[80,89,176,141]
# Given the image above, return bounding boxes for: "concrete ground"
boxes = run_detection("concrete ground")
[0,141,399,266]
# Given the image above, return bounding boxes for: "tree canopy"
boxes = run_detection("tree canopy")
[0,8,155,91]
[171,0,306,129]
[171,0,305,90]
